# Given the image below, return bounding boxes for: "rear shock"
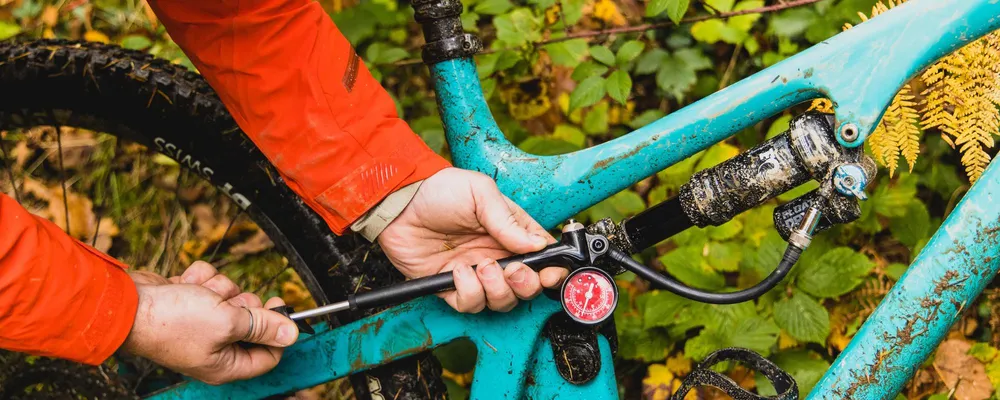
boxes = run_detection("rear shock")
[593,112,874,255]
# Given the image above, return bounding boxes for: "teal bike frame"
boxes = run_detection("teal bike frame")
[151,0,1000,398]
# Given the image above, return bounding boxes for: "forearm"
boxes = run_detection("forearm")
[149,0,449,234]
[0,194,137,365]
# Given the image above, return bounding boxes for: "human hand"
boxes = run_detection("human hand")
[378,168,568,313]
[122,262,299,385]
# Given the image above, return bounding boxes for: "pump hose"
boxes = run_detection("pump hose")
[609,246,803,304]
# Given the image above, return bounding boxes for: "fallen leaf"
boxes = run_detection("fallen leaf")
[229,230,273,256]
[642,363,682,400]
[592,0,627,26]
[666,354,692,376]
[281,273,316,311]
[84,30,109,43]
[40,5,59,27]
[934,340,992,400]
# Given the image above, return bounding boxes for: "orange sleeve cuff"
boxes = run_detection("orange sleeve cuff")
[150,0,451,234]
[0,194,137,365]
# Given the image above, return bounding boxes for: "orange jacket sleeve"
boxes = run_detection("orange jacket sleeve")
[149,0,451,234]
[0,193,137,365]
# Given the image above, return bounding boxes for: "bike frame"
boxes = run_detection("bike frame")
[150,0,1000,398]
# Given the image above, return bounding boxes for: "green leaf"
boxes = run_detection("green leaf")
[873,179,918,218]
[656,55,698,100]
[120,35,152,50]
[657,153,703,191]
[461,12,481,31]
[552,124,586,147]
[518,136,581,155]
[756,350,830,397]
[796,247,874,298]
[673,48,713,71]
[690,19,746,44]
[628,109,666,129]
[774,293,830,344]
[571,61,610,81]
[589,45,616,66]
[969,343,999,363]
[768,8,819,38]
[885,263,908,281]
[642,290,695,329]
[365,43,409,64]
[684,330,726,361]
[707,218,742,241]
[890,201,931,248]
[659,246,725,290]
[569,76,607,111]
[494,9,542,47]
[433,339,478,373]
[474,0,513,15]
[616,40,645,65]
[544,39,589,67]
[703,0,734,12]
[583,102,610,135]
[606,70,633,105]
[481,78,497,100]
[766,114,792,139]
[635,48,669,75]
[0,21,22,41]
[743,231,785,276]
[582,190,647,222]
[707,242,743,272]
[728,317,780,356]
[646,0,689,23]
[695,142,739,171]
[728,0,764,33]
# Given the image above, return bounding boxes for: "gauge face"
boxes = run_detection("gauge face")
[561,268,618,325]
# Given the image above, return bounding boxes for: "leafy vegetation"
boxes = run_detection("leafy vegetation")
[3,0,1000,398]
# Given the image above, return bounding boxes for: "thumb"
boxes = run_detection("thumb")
[475,182,547,253]
[234,297,299,347]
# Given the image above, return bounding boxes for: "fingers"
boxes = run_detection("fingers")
[539,267,569,288]
[230,297,299,348]
[503,262,542,300]
[477,260,517,312]
[180,261,218,284]
[442,263,486,313]
[228,292,264,309]
[178,261,243,299]
[473,179,548,254]
[129,270,170,285]
[204,274,241,299]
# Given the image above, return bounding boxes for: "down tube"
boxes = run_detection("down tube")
[809,161,1000,399]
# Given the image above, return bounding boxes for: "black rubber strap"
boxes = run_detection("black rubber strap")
[672,348,798,400]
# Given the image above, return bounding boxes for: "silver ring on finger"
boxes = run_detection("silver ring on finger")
[242,307,254,342]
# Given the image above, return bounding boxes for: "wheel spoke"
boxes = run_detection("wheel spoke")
[0,137,22,203]
[253,265,292,295]
[209,207,245,265]
[55,126,71,234]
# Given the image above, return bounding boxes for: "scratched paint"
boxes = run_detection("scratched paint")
[808,159,1000,399]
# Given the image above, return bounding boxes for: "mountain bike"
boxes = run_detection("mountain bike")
[2,0,999,398]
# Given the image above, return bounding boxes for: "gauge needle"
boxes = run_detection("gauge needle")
[582,282,595,310]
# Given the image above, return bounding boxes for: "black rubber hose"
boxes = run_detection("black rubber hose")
[609,246,803,304]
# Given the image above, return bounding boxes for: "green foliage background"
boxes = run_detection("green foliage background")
[2,0,998,398]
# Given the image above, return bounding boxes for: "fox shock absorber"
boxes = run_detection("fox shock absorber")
[612,112,875,253]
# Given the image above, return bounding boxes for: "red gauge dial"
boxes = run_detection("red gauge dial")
[560,268,618,325]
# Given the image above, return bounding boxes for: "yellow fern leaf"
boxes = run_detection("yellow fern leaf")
[807,99,834,113]
[927,32,1000,183]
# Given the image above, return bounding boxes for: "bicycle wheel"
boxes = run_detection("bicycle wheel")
[0,40,445,400]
